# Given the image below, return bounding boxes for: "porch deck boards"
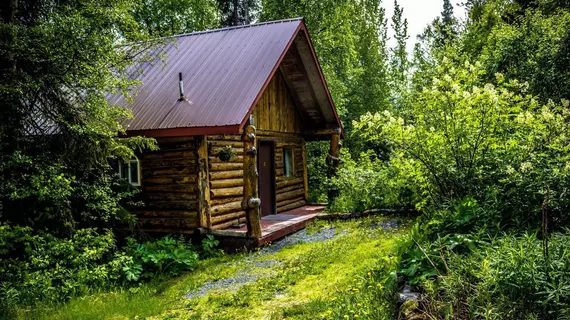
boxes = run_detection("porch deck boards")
[211,205,326,250]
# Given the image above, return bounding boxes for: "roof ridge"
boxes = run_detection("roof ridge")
[169,18,303,39]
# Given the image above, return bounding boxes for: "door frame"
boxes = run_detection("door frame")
[257,139,277,215]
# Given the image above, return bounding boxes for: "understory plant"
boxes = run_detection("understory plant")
[408,233,570,320]
[0,224,215,311]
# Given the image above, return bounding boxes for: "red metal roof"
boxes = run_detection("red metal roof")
[109,18,342,137]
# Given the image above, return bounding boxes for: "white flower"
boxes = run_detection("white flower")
[506,166,515,175]
[520,162,532,172]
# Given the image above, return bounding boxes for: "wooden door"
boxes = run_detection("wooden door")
[258,141,275,216]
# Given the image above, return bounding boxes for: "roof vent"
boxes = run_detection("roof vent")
[178,72,186,101]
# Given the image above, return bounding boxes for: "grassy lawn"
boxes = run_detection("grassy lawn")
[15,216,408,320]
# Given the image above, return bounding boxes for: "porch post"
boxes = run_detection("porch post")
[242,125,262,238]
[327,128,341,202]
[197,135,211,229]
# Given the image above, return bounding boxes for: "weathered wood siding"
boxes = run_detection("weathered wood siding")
[136,137,200,232]
[252,70,303,133]
[258,131,307,213]
[207,135,247,230]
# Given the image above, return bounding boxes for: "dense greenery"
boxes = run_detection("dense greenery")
[0,223,217,313]
[3,0,570,318]
[13,217,406,320]
[322,0,570,318]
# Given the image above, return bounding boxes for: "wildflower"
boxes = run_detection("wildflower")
[354,315,359,318]
[520,162,533,173]
[344,315,349,319]
[506,166,515,175]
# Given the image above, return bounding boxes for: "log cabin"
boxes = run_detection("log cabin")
[109,18,343,246]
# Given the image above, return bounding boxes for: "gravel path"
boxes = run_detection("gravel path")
[184,227,340,299]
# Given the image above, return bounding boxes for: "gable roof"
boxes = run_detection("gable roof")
[109,18,342,137]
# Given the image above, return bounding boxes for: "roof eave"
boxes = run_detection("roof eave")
[125,124,241,138]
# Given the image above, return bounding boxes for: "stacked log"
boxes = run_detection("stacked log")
[207,135,247,229]
[269,134,307,213]
[137,137,200,232]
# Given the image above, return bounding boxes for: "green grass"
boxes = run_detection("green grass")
[15,216,408,320]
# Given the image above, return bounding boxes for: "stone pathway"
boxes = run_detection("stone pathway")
[184,227,339,299]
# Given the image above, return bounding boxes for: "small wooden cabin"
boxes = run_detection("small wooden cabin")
[110,18,343,244]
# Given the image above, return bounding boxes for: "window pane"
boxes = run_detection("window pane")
[129,160,139,185]
[283,148,293,177]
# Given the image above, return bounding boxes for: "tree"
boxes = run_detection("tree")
[218,0,259,26]
[260,0,391,200]
[0,0,156,233]
[133,0,219,37]
[389,0,409,109]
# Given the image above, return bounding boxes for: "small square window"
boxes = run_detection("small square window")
[118,158,141,186]
[283,147,295,177]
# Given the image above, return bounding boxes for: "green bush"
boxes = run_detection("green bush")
[0,224,212,309]
[0,224,128,306]
[122,236,199,282]
[355,61,570,225]
[415,233,570,319]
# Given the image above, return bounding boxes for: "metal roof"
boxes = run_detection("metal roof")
[109,18,342,137]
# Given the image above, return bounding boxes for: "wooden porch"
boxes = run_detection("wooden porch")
[210,205,325,250]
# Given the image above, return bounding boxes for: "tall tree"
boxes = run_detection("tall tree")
[434,0,457,47]
[133,0,219,37]
[0,0,156,232]
[389,0,409,109]
[218,0,259,26]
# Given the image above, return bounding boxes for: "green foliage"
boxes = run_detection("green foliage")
[216,145,237,162]
[0,0,159,233]
[0,225,127,307]
[306,141,330,203]
[480,7,570,105]
[0,224,214,311]
[133,0,219,36]
[356,61,570,225]
[417,233,570,319]
[123,236,199,282]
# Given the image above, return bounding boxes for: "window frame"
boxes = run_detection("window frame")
[283,147,295,178]
[118,158,141,187]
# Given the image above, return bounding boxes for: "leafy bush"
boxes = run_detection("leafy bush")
[0,224,215,309]
[413,233,570,319]
[122,236,199,282]
[356,60,570,226]
[0,225,128,307]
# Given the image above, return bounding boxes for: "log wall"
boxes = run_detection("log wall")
[259,132,307,213]
[207,134,247,230]
[136,136,200,232]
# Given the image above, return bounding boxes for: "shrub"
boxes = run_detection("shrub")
[355,61,570,226]
[122,236,199,282]
[0,224,128,306]
[0,224,213,309]
[414,233,570,319]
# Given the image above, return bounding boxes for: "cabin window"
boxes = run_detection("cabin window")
[119,158,141,186]
[283,147,295,177]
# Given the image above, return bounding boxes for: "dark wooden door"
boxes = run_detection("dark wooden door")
[258,141,275,216]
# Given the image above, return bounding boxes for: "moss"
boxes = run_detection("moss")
[19,216,408,320]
